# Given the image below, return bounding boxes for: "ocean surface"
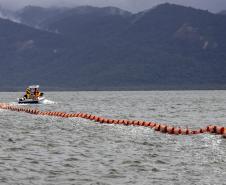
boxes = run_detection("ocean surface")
[0,91,226,185]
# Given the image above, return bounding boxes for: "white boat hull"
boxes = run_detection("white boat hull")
[18,97,45,104]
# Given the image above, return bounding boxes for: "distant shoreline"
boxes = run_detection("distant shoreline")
[1,86,226,92]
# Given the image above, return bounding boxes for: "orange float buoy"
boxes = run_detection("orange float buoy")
[160,125,167,133]
[149,122,156,128]
[216,126,225,135]
[211,126,217,134]
[129,120,134,126]
[70,113,76,117]
[133,121,139,126]
[64,113,69,117]
[61,112,66,117]
[62,113,67,117]
[117,120,122,124]
[137,121,143,126]
[126,120,132,125]
[89,115,95,120]
[59,112,64,117]
[63,113,69,117]
[55,112,60,117]
[167,127,175,134]
[102,118,108,123]
[123,120,129,125]
[144,122,150,127]
[178,128,182,135]
[64,113,69,118]
[69,113,75,117]
[223,130,226,138]
[82,113,88,118]
[112,119,118,124]
[206,125,214,133]
[99,117,105,123]
[59,112,64,116]
[154,124,161,131]
[181,129,188,135]
[77,113,82,117]
[58,112,64,117]
[103,119,109,123]
[173,128,180,135]
[200,128,207,133]
[108,119,114,124]
[191,130,199,134]
[75,112,80,117]
[186,129,190,135]
[85,114,91,119]
[83,113,88,118]
[73,113,79,117]
[116,120,121,124]
[94,117,100,122]
[39,112,45,116]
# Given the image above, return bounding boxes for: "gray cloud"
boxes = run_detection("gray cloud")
[0,0,226,12]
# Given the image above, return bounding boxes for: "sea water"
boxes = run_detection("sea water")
[0,91,226,185]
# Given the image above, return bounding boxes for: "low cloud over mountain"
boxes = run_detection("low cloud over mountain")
[1,0,226,13]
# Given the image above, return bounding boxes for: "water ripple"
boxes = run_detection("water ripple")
[0,91,226,184]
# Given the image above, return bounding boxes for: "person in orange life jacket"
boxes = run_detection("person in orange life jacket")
[34,88,40,98]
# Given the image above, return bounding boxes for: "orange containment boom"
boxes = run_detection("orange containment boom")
[0,103,225,139]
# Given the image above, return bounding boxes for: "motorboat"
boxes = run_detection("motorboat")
[18,85,45,104]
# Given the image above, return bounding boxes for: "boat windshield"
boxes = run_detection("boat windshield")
[29,85,39,89]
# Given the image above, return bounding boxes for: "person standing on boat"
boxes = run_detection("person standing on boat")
[24,88,31,99]
[34,88,40,98]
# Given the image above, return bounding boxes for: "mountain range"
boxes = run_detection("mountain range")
[0,3,226,91]
[219,10,226,15]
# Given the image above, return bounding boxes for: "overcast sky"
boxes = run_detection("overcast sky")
[0,0,226,13]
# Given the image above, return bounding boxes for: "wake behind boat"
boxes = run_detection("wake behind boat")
[18,85,45,104]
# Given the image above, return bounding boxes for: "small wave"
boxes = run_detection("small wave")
[9,101,33,106]
[41,99,56,105]
[7,99,56,105]
[9,102,23,106]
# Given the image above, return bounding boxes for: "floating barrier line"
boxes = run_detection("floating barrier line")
[0,103,225,139]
